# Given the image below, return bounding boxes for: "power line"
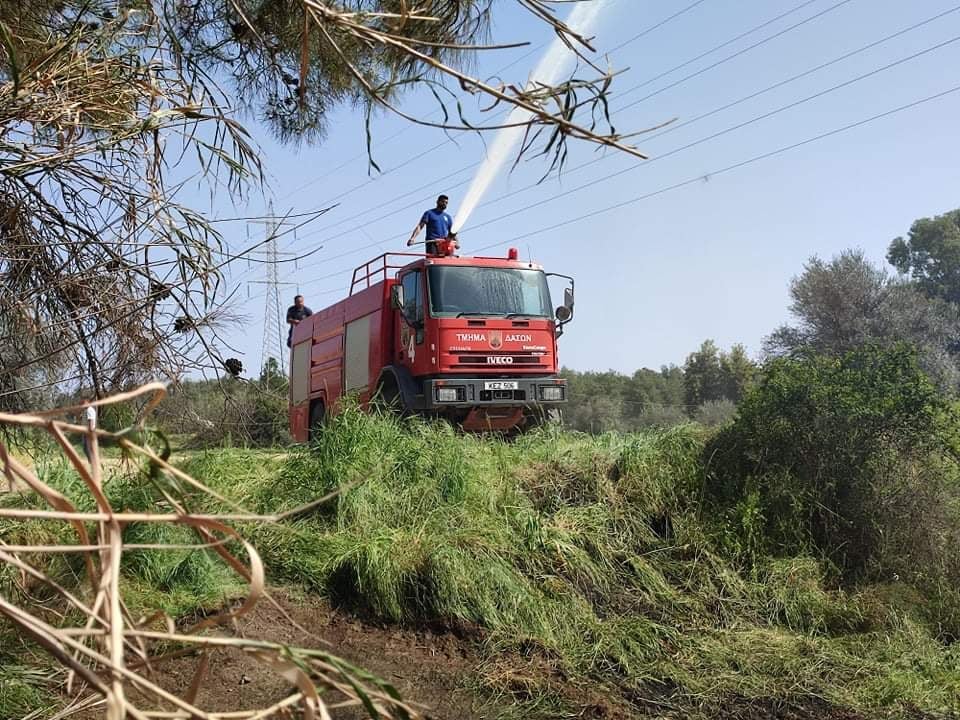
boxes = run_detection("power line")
[278,42,544,201]
[278,81,960,306]
[614,0,853,111]
[413,4,960,241]
[223,0,727,289]
[607,0,713,53]
[242,0,851,290]
[638,3,960,145]
[476,83,960,251]
[285,27,960,287]
[278,0,715,203]
[459,33,960,236]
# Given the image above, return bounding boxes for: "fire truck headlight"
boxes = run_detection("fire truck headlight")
[540,385,565,401]
[436,387,463,403]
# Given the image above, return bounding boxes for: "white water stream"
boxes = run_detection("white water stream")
[451,0,611,234]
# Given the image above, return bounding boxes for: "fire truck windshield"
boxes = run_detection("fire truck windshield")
[428,265,552,318]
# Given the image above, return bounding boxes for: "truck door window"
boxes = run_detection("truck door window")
[400,270,424,343]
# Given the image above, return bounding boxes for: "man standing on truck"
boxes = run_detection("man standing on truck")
[286,294,312,348]
[408,194,459,256]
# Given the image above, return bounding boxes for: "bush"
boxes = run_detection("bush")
[695,399,737,427]
[630,404,688,429]
[153,375,290,447]
[706,345,960,633]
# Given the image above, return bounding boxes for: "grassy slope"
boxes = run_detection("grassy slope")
[2,410,958,718]
[183,409,957,718]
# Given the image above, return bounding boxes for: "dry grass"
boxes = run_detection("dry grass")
[0,383,415,720]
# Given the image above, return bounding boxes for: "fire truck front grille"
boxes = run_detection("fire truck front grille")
[454,353,547,367]
[480,389,527,402]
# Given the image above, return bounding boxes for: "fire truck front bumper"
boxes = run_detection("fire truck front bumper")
[422,377,566,408]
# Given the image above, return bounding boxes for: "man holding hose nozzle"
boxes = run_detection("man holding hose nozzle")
[408,194,459,256]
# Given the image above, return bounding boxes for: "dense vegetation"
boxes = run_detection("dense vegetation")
[561,340,755,433]
[4,353,960,718]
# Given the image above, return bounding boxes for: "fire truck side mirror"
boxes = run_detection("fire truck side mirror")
[390,285,404,310]
[555,286,574,322]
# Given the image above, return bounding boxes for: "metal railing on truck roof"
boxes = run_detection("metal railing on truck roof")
[350,252,423,295]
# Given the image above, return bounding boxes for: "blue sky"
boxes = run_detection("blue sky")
[202,0,960,375]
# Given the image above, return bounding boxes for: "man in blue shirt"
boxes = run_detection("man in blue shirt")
[408,194,459,255]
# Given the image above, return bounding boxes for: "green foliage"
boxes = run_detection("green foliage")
[121,521,243,617]
[720,344,756,403]
[560,364,689,432]
[174,0,497,144]
[888,208,960,304]
[0,454,246,618]
[0,661,52,720]
[684,341,758,412]
[707,344,960,635]
[767,249,960,390]
[170,409,960,718]
[7,393,960,718]
[195,409,720,696]
[684,339,727,408]
[750,557,864,635]
[559,369,630,432]
[152,367,290,447]
[695,398,737,427]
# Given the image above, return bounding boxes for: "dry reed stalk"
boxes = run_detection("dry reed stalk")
[0,382,417,720]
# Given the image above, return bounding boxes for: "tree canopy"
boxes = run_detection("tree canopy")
[888,208,960,305]
[765,249,960,390]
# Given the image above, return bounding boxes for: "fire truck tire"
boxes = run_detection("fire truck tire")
[308,400,326,440]
[373,376,402,414]
[525,407,562,430]
[375,366,416,415]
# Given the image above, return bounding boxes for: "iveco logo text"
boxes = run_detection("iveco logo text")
[487,356,514,365]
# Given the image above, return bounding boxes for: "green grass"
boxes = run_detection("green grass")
[181,407,960,718]
[0,452,246,618]
[5,408,960,718]
[0,623,58,720]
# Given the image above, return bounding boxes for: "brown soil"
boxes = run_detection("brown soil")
[77,591,495,720]
[70,592,940,720]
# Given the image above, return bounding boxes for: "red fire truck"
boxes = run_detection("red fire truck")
[288,245,574,440]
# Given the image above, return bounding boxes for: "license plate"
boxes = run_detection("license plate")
[484,381,518,391]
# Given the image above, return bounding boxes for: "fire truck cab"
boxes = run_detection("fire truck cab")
[288,247,574,440]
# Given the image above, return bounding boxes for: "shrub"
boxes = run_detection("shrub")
[695,399,737,427]
[706,344,960,633]
[630,404,688,429]
[153,376,290,447]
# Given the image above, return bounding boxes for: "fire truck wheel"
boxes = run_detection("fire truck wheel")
[308,400,326,440]
[525,407,562,430]
[373,377,403,415]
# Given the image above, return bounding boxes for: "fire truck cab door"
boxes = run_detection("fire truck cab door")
[397,269,425,368]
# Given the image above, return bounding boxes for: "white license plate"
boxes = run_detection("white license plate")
[484,381,518,391]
